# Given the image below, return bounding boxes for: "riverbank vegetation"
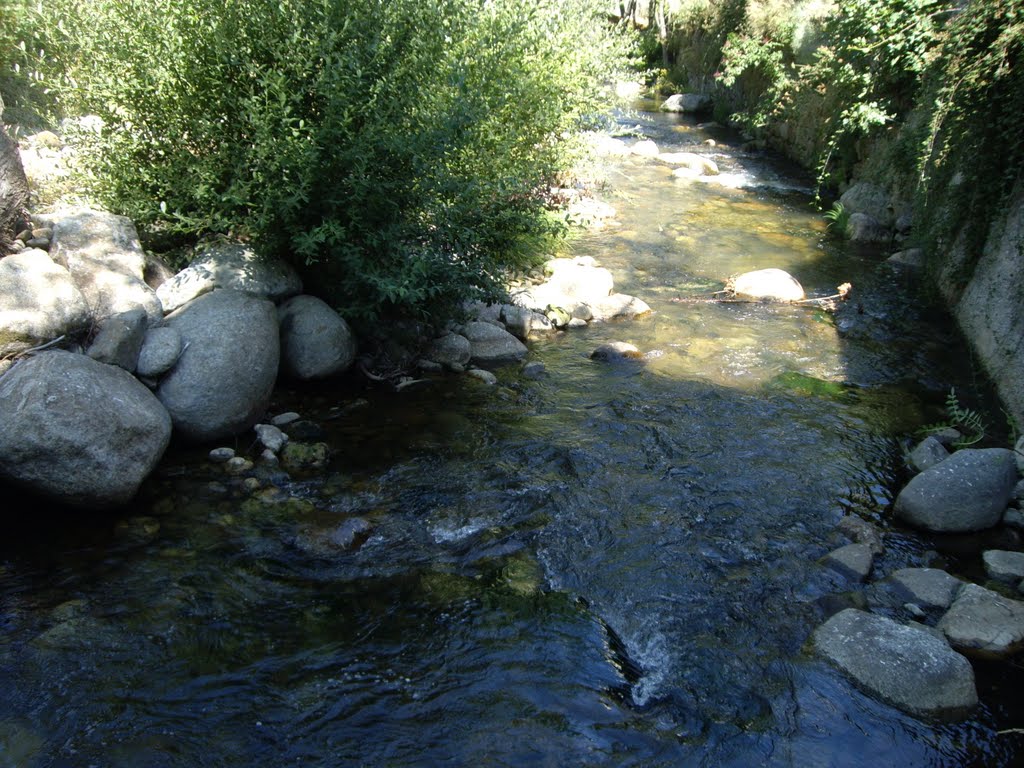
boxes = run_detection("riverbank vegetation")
[639,0,1023,281]
[1,0,637,327]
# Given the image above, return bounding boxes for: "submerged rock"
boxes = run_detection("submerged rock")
[814,608,977,720]
[822,543,873,582]
[591,341,642,361]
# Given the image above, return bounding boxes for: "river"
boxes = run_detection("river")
[2,109,1023,767]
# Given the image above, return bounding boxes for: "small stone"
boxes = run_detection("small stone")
[466,368,498,385]
[568,318,588,328]
[418,359,443,373]
[242,477,261,494]
[135,326,183,379]
[254,423,288,453]
[225,457,254,474]
[822,543,873,582]
[909,436,949,473]
[26,237,50,249]
[571,304,594,321]
[836,516,884,555]
[904,603,927,619]
[209,447,236,463]
[260,449,279,465]
[929,427,963,448]
[281,441,330,473]
[983,550,1024,584]
[270,412,301,427]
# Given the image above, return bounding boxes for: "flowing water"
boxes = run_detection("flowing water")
[3,110,1024,767]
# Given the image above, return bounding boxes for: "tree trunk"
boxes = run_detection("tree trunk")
[0,124,29,254]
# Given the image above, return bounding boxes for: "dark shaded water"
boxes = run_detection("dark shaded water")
[3,111,1024,767]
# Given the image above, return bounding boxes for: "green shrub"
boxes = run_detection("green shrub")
[0,0,56,129]
[38,0,636,328]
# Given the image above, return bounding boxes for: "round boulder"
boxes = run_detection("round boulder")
[894,448,1018,532]
[156,289,279,443]
[732,269,805,302]
[277,295,356,380]
[0,350,172,508]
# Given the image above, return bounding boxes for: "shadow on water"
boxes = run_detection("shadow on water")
[2,110,1024,767]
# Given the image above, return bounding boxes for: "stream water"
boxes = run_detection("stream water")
[3,110,1024,767]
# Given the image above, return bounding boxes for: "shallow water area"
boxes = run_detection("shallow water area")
[3,110,1024,767]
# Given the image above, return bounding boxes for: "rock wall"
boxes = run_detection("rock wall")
[935,176,1024,429]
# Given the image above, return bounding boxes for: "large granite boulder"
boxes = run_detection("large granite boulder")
[156,243,302,313]
[894,448,1018,532]
[732,268,805,302]
[424,332,471,369]
[813,608,977,720]
[277,295,356,380]
[660,93,712,114]
[0,248,91,356]
[156,289,279,442]
[0,350,171,508]
[512,257,615,314]
[49,208,162,323]
[839,182,894,228]
[938,583,1024,658]
[463,321,528,367]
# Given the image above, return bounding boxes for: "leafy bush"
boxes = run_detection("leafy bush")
[0,0,56,129]
[36,0,636,328]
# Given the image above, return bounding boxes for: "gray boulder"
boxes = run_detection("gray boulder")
[156,243,302,313]
[0,350,171,508]
[589,293,652,321]
[909,436,949,473]
[277,295,356,380]
[732,268,805,302]
[895,448,1018,532]
[425,333,471,369]
[463,321,528,367]
[813,608,977,720]
[86,307,148,371]
[0,249,91,356]
[661,152,720,177]
[135,326,183,379]
[839,182,894,228]
[938,583,1024,658]
[983,550,1024,584]
[660,93,712,114]
[846,212,891,244]
[885,568,963,610]
[49,208,162,323]
[500,304,533,340]
[156,289,280,442]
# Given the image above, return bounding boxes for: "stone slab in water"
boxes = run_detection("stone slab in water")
[984,550,1024,584]
[886,568,963,610]
[814,608,977,720]
[938,583,1024,658]
[822,543,873,582]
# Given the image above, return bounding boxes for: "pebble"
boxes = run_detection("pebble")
[225,457,254,474]
[208,447,235,463]
[466,368,498,385]
[270,412,301,427]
